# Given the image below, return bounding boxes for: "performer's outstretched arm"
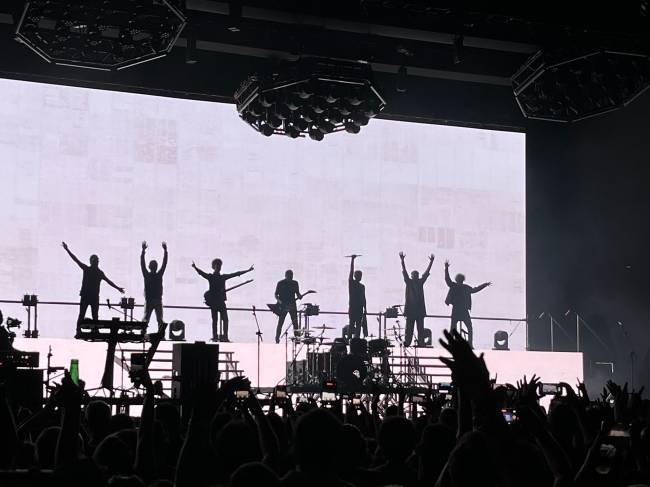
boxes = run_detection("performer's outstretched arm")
[103,274,125,294]
[160,242,168,275]
[140,241,148,276]
[191,262,210,279]
[421,254,435,282]
[223,265,254,281]
[444,260,453,287]
[62,242,84,269]
[472,282,492,294]
[399,252,409,281]
[349,255,357,281]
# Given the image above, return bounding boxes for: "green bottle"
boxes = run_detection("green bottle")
[70,359,79,385]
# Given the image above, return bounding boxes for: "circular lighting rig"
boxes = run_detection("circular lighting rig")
[512,49,650,122]
[15,0,186,71]
[234,57,386,140]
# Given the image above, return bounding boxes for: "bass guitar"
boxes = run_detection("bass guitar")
[204,279,254,307]
[267,290,317,316]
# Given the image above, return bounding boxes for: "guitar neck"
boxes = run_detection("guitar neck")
[226,279,253,293]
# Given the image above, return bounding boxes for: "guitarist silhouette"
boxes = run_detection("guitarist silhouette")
[192,258,253,342]
[273,269,315,343]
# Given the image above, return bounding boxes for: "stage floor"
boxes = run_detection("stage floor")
[14,337,583,395]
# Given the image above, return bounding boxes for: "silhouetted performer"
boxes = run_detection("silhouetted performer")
[62,242,124,335]
[192,259,253,342]
[444,260,491,348]
[348,255,367,339]
[141,241,168,335]
[400,252,434,347]
[274,270,304,343]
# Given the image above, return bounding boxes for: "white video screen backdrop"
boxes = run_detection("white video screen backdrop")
[0,78,526,349]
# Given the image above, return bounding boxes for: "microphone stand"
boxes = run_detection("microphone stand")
[252,305,262,391]
[618,322,636,389]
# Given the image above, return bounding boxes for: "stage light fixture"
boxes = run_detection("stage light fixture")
[235,57,386,140]
[15,0,186,71]
[285,124,300,138]
[259,123,274,137]
[309,127,324,141]
[344,121,361,134]
[512,49,650,122]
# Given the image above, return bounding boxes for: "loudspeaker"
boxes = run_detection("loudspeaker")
[171,342,219,401]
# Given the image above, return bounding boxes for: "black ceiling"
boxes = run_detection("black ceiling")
[0,1,648,128]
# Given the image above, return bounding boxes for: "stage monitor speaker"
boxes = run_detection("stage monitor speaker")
[493,330,509,350]
[171,342,219,402]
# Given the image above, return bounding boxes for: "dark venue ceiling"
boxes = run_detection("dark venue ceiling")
[0,1,648,128]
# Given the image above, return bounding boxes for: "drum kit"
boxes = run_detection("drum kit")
[287,322,401,389]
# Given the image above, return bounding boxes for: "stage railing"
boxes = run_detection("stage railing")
[0,298,528,350]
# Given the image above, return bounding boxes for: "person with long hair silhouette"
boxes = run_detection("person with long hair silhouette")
[62,242,124,335]
[444,260,491,348]
[399,251,434,347]
[192,258,253,342]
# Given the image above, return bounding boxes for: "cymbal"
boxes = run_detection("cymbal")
[312,325,335,330]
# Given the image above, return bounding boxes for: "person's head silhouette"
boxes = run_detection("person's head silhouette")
[378,416,416,464]
[149,260,158,273]
[294,408,342,472]
[212,258,222,272]
[353,270,362,282]
[90,254,99,267]
[411,270,420,279]
[285,269,293,280]
[455,273,465,284]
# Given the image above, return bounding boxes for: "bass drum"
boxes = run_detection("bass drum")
[336,354,367,391]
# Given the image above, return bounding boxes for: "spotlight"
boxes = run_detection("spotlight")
[267,114,282,129]
[169,320,186,341]
[344,121,361,134]
[293,117,308,132]
[286,125,300,138]
[259,93,275,108]
[309,127,324,141]
[302,107,318,123]
[352,111,369,126]
[312,97,327,114]
[363,100,380,118]
[326,109,343,124]
[318,120,336,133]
[259,123,274,136]
[286,97,301,111]
[275,104,291,120]
[346,89,363,106]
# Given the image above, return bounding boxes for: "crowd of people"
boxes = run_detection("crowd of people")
[0,329,648,487]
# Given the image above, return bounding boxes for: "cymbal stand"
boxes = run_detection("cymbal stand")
[252,305,262,391]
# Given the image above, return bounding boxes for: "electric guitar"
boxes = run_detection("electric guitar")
[204,279,254,307]
[267,290,317,316]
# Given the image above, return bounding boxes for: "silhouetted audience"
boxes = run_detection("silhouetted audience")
[0,329,649,487]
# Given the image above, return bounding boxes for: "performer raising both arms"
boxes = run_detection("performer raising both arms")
[62,242,124,335]
[444,260,491,348]
[192,258,253,342]
[399,251,434,347]
[348,255,367,340]
[141,241,168,336]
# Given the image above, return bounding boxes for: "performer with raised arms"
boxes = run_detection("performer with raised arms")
[141,241,168,336]
[399,251,434,347]
[192,258,253,342]
[444,259,491,348]
[348,255,367,339]
[62,242,124,335]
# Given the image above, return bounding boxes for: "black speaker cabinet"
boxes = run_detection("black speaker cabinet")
[171,342,219,402]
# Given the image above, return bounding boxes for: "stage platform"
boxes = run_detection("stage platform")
[14,337,583,396]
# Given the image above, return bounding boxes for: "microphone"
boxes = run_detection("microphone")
[537,312,545,319]
[106,299,112,310]
[617,321,623,327]
[564,309,572,316]
[252,305,256,315]
[345,254,362,258]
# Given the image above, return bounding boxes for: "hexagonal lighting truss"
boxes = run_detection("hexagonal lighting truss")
[512,49,650,122]
[15,0,186,71]
[234,57,387,140]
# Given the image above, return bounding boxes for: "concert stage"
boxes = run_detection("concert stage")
[14,337,583,397]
